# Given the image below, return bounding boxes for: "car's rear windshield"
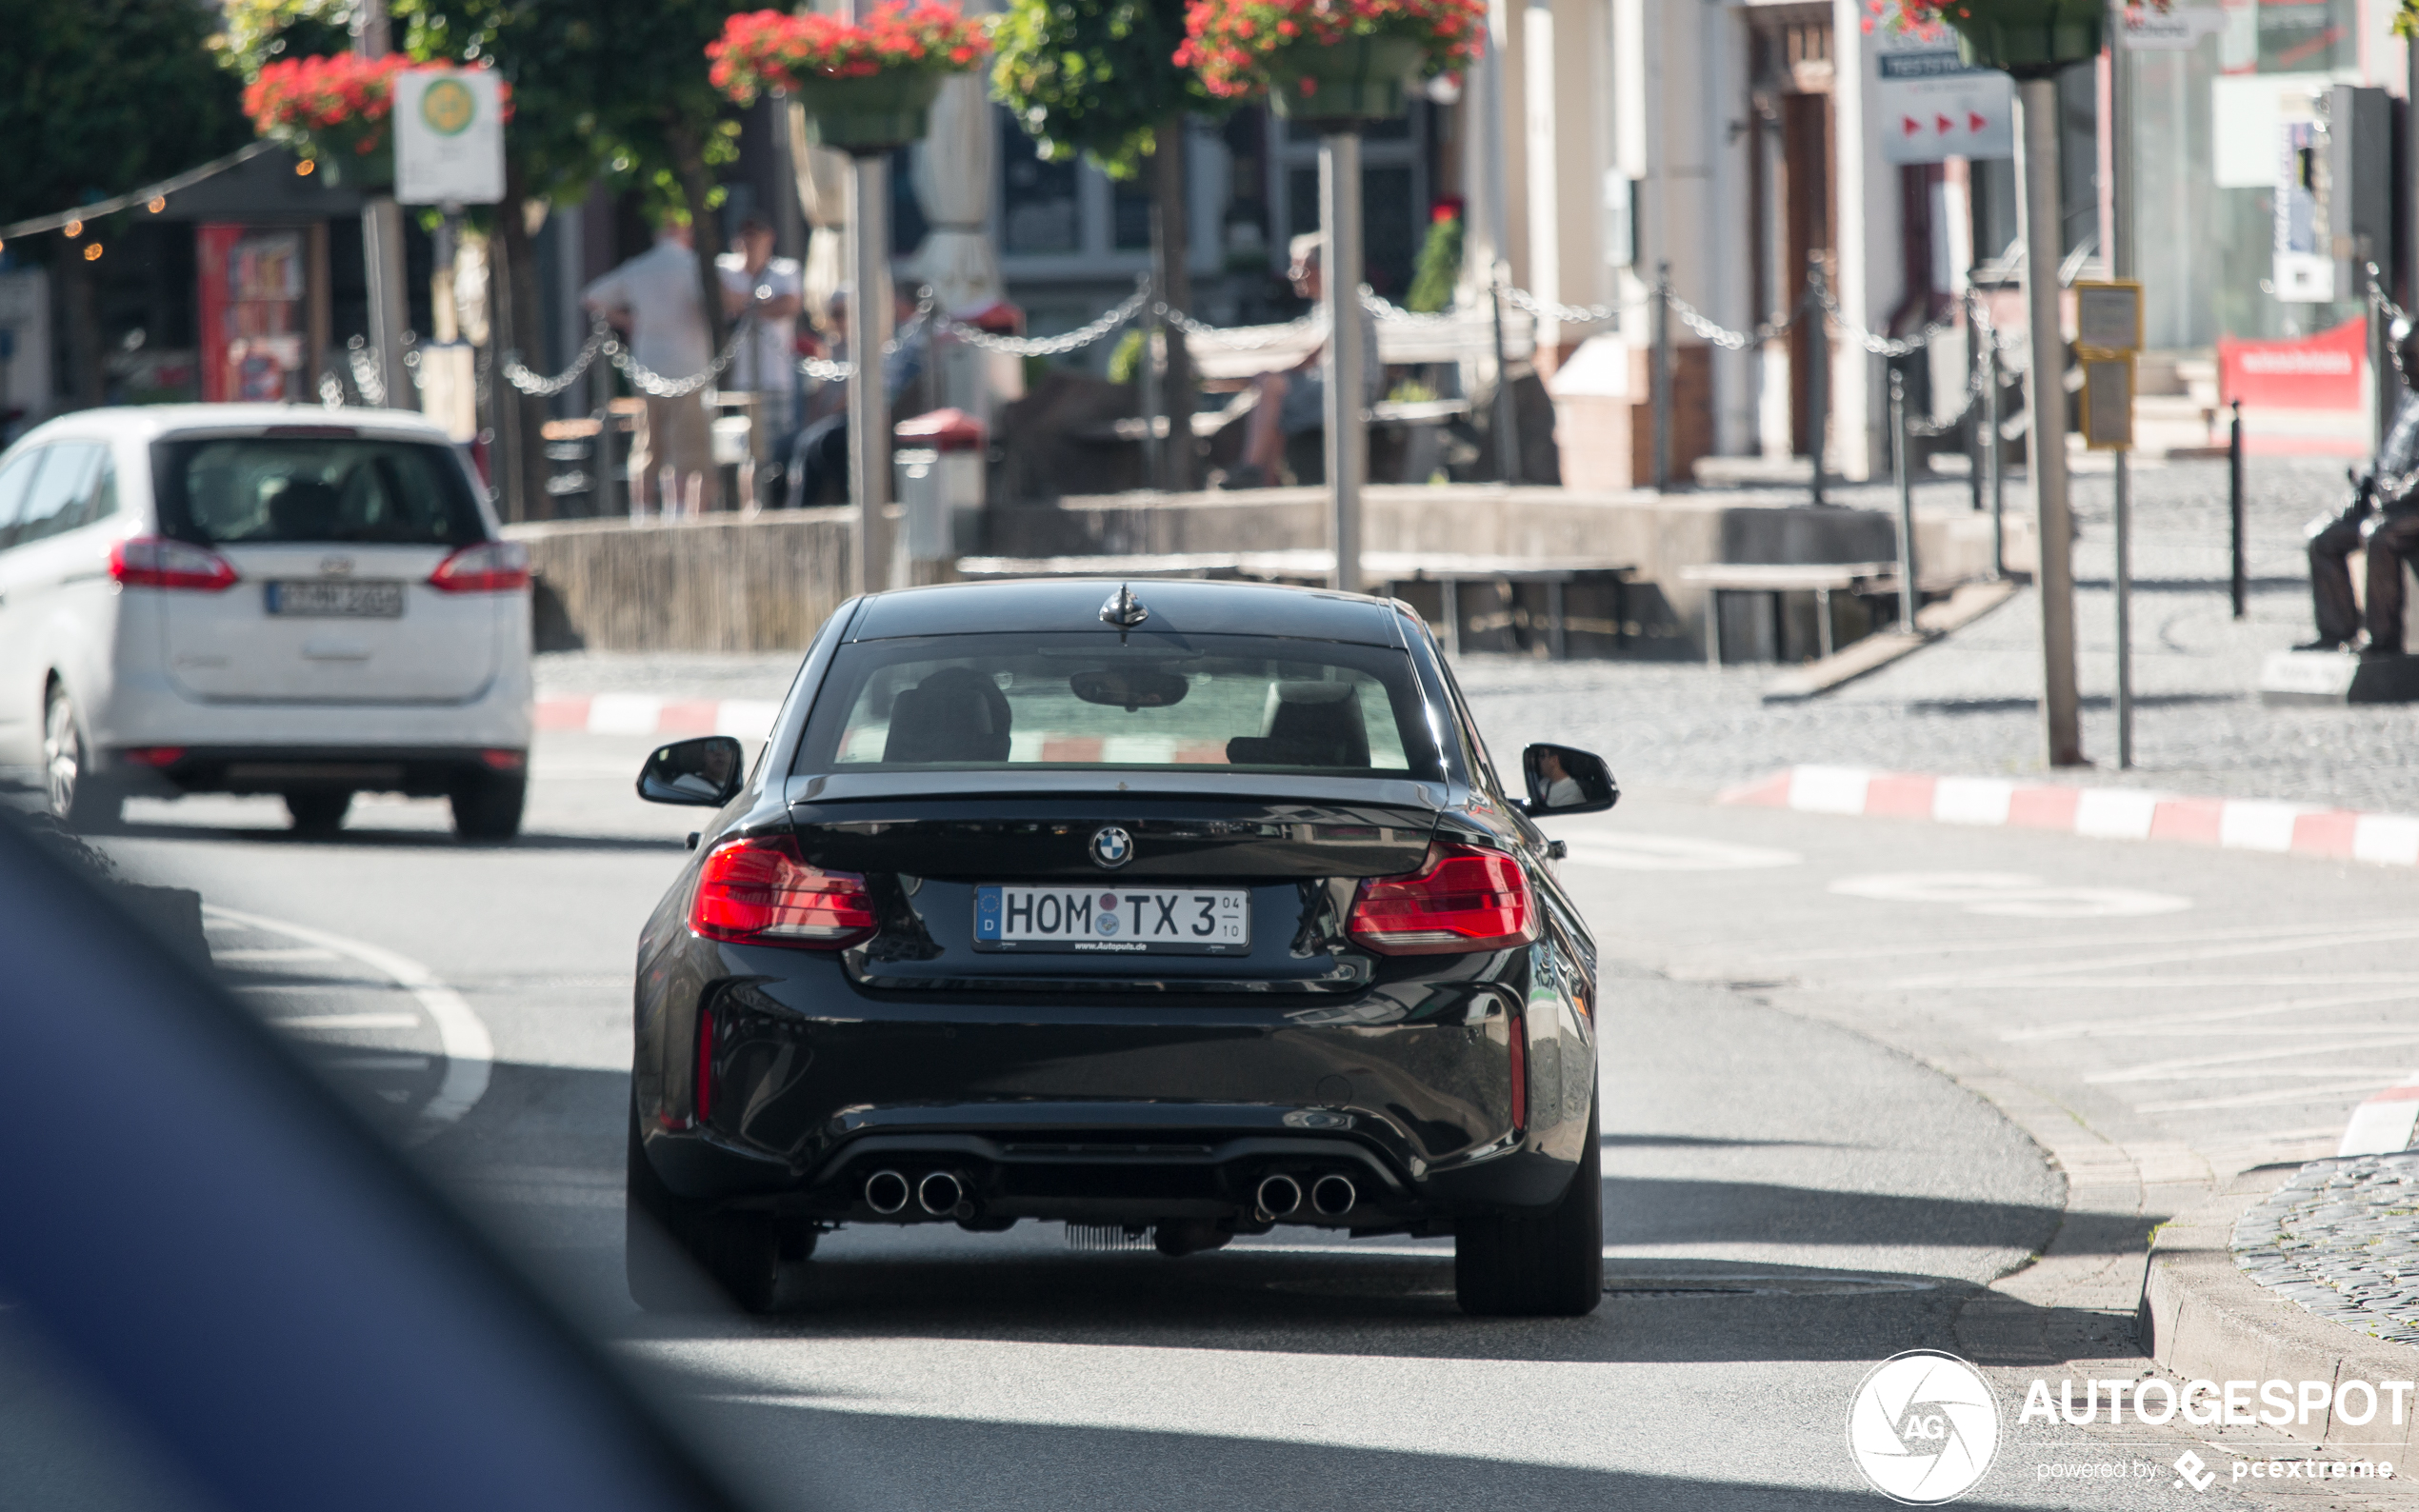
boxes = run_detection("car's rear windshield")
[796,632,1443,778]
[151,436,487,547]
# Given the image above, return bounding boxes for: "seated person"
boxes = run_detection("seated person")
[2307,333,2419,655]
[1225,233,1384,491]
[1226,682,1369,767]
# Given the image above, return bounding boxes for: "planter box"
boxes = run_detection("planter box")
[793,71,947,154]
[1947,0,2105,77]
[1266,35,1425,127]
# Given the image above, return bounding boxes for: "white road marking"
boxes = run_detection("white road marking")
[270,1012,425,1030]
[2002,987,2419,1041]
[232,980,394,993]
[1742,917,2414,966]
[2133,1078,2419,1115]
[2086,1036,2419,1084]
[1558,834,1802,871]
[212,946,341,963]
[204,905,491,1144]
[1829,871,2189,919]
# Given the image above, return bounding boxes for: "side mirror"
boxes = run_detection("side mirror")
[1520,743,1618,817]
[637,735,746,807]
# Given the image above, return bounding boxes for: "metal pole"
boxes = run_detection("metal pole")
[1322,130,1367,594]
[1807,254,1829,508]
[1651,261,1672,491]
[1891,368,1917,634]
[846,155,894,595]
[2229,398,2247,620]
[354,0,411,412]
[1489,266,1520,485]
[2016,74,2083,766]
[1987,329,2005,578]
[2109,24,2135,769]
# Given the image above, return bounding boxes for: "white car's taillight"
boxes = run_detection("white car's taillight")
[427,541,530,594]
[109,537,239,592]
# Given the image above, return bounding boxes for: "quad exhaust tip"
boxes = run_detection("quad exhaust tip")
[865,1169,911,1215]
[1256,1173,1303,1219]
[918,1170,965,1216]
[1310,1174,1357,1217]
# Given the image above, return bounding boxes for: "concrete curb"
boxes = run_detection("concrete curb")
[533,695,782,739]
[1719,765,2419,867]
[2140,1168,2419,1460]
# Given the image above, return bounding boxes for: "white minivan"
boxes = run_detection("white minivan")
[0,406,533,838]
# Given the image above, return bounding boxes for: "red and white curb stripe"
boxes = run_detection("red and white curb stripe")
[2338,1082,2419,1157]
[1717,766,2419,867]
[535,695,783,740]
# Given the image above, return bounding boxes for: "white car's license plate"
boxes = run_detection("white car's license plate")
[972,885,1250,955]
[266,580,404,617]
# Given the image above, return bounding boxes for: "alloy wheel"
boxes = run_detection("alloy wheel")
[43,689,80,821]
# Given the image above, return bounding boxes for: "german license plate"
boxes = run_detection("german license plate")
[972,885,1249,955]
[266,580,404,617]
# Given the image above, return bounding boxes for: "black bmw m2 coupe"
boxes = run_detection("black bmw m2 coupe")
[627,578,1618,1316]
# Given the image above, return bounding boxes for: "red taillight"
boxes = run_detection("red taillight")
[109,537,238,592]
[479,748,526,770]
[695,1005,716,1124]
[690,835,877,948]
[119,746,187,767]
[427,540,530,594]
[1347,843,1537,956]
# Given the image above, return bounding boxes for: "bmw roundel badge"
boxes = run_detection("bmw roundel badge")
[1090,826,1134,869]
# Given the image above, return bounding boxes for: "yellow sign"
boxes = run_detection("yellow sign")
[420,78,476,137]
[2071,279,2144,357]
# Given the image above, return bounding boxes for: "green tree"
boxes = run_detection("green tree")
[992,0,1221,488]
[216,0,749,517]
[0,0,250,406]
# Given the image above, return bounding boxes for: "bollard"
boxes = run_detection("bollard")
[1807,254,1829,509]
[2229,398,2247,620]
[1891,368,1917,635]
[1652,262,1673,492]
[1985,339,2005,580]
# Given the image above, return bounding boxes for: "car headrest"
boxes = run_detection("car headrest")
[882,666,1012,764]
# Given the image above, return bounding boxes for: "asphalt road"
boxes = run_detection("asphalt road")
[26,729,2419,1510]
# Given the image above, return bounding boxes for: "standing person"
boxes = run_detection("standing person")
[2304,335,2419,653]
[786,285,927,508]
[581,215,720,514]
[1226,232,1385,490]
[717,214,804,508]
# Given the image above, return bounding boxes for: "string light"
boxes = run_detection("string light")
[295,158,316,176]
[82,243,102,262]
[147,196,166,214]
[63,219,82,238]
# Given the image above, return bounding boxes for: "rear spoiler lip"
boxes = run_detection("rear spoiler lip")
[784,771,1449,811]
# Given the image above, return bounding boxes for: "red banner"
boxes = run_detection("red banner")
[2219,316,2367,411]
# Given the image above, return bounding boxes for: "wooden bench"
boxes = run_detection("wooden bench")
[954,548,1634,659]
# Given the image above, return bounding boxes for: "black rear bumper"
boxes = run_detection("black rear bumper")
[110,746,524,796]
[633,941,1600,1230]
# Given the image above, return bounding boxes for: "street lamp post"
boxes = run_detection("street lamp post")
[2015,75,2084,767]
[845,156,894,595]
[1322,130,1368,595]
[354,0,411,411]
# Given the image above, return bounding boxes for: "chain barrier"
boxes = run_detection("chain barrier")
[611,313,755,399]
[935,283,1152,356]
[344,336,386,408]
[317,370,349,410]
[502,321,614,398]
[2368,264,2412,394]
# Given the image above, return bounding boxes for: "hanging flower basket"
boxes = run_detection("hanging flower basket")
[710,5,988,155]
[242,55,512,191]
[1177,0,1484,126]
[1879,0,2160,80]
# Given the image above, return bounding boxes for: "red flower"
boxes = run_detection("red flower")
[708,2,987,104]
[1175,0,1485,98]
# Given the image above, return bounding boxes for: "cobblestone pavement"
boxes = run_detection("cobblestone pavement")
[537,455,2419,812]
[2234,1155,2419,1347]
[1455,456,2419,813]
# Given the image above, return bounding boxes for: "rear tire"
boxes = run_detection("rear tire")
[450,770,526,842]
[284,790,352,835]
[626,1104,815,1314]
[1454,1102,1603,1318]
[42,684,119,832]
